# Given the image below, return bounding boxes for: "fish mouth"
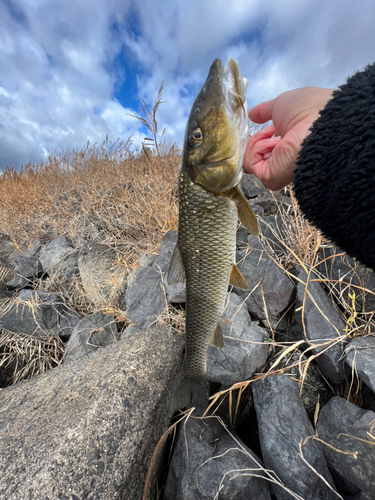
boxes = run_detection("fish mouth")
[222,58,248,115]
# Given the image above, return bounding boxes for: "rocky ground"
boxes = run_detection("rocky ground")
[0,174,374,499]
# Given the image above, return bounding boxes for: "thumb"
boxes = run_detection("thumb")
[249,98,275,124]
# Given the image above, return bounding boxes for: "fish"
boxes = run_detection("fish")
[168,57,258,413]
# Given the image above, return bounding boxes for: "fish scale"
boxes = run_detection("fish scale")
[178,171,238,381]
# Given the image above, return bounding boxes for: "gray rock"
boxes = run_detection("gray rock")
[0,263,15,293]
[164,415,272,500]
[362,382,375,412]
[207,293,268,386]
[126,231,185,328]
[138,252,157,268]
[270,351,334,420]
[62,250,80,282]
[234,244,295,320]
[75,237,88,248]
[317,397,375,499]
[158,231,186,303]
[0,327,184,500]
[0,290,80,340]
[295,265,346,384]
[50,248,81,283]
[5,255,43,290]
[39,236,75,272]
[241,175,291,216]
[241,174,266,199]
[4,276,28,289]
[318,246,375,313]
[28,291,80,340]
[250,191,291,216]
[258,215,290,255]
[63,312,118,363]
[122,324,142,339]
[252,375,337,500]
[236,224,251,247]
[0,239,24,265]
[78,242,127,308]
[126,265,166,329]
[23,239,42,257]
[237,215,289,257]
[345,335,375,392]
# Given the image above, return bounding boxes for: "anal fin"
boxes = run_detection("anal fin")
[167,244,186,285]
[210,322,224,349]
[229,263,249,290]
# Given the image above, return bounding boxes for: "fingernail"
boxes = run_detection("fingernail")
[270,136,281,142]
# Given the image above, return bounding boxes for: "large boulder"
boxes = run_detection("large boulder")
[0,326,184,500]
[252,375,337,500]
[294,265,346,384]
[317,397,375,499]
[164,415,272,500]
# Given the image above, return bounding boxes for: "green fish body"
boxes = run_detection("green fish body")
[168,58,258,412]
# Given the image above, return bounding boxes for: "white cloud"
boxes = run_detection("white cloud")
[1,0,375,170]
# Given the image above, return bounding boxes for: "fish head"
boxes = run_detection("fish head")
[182,58,249,193]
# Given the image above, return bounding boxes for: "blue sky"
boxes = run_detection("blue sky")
[1,0,374,171]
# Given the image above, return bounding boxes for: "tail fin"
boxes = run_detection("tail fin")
[170,376,209,414]
[170,377,191,413]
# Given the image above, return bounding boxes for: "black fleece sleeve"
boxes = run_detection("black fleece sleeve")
[294,62,375,270]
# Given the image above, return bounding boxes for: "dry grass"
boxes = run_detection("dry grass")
[0,87,180,386]
[0,329,64,387]
[0,137,179,252]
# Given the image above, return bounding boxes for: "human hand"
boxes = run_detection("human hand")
[243,87,334,190]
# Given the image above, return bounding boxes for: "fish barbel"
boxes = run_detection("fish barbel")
[168,58,258,412]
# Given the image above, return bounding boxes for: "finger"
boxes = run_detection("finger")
[244,135,281,174]
[247,125,275,150]
[249,98,275,124]
[245,138,295,191]
[249,136,281,161]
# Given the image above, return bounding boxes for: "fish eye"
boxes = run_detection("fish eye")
[191,128,203,144]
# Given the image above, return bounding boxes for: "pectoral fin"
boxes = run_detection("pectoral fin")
[168,244,186,285]
[233,186,259,235]
[229,263,249,290]
[210,322,224,349]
